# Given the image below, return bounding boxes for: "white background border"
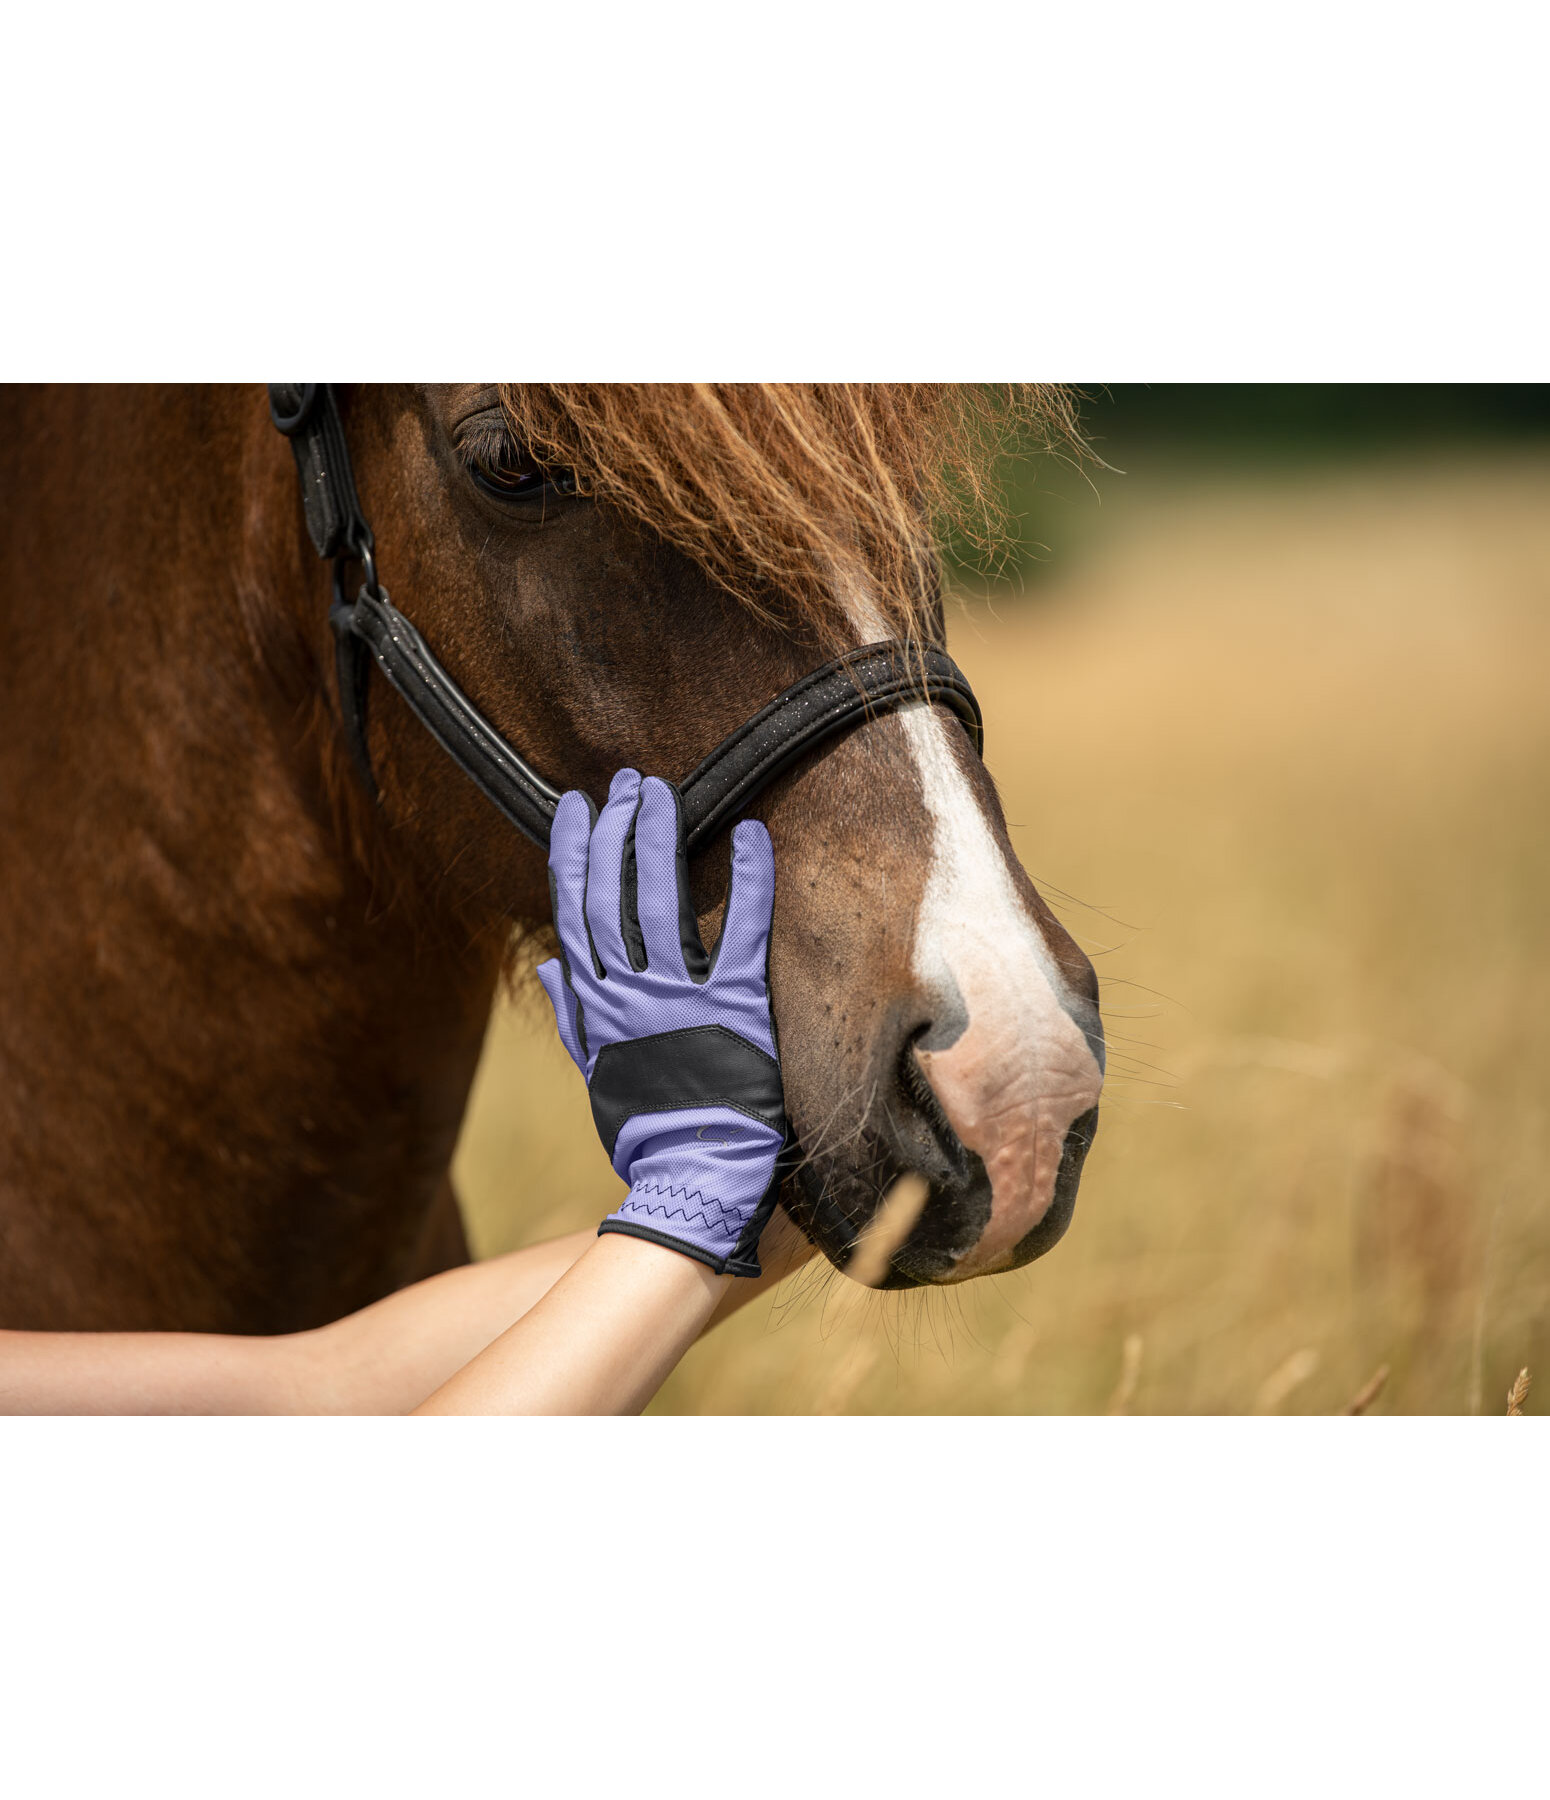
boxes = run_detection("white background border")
[1,2,1544,1791]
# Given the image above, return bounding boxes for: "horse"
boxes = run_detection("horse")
[0,384,1105,1333]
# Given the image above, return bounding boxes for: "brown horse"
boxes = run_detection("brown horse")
[0,384,1103,1333]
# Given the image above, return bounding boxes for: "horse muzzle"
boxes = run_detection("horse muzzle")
[786,957,1105,1288]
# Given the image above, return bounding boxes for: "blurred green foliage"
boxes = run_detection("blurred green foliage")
[945,383,1550,592]
[1083,383,1550,456]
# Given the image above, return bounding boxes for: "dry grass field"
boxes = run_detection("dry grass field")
[453,448,1550,1413]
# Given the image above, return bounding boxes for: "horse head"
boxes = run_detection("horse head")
[280,384,1104,1288]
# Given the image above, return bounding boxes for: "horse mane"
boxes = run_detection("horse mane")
[499,384,1081,646]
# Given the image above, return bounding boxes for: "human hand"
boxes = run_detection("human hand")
[536,770,790,1278]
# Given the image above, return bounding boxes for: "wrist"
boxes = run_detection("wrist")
[597,1215,759,1278]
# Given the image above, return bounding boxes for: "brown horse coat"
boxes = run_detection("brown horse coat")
[0,385,1101,1330]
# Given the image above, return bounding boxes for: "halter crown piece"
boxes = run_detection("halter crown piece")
[268,383,985,855]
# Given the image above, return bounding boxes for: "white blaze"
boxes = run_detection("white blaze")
[838,580,1102,1275]
[899,706,1104,1277]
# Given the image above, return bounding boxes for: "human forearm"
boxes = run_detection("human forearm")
[318,1209,817,1412]
[303,1229,597,1412]
[0,1231,597,1416]
[0,1327,314,1416]
[0,1212,816,1416]
[413,1232,732,1415]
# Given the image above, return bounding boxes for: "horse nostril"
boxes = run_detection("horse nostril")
[898,1024,959,1151]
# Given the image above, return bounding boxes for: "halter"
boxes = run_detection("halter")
[269,383,984,855]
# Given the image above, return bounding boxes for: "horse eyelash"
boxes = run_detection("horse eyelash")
[454,418,514,471]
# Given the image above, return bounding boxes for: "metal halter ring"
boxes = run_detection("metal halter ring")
[340,525,380,601]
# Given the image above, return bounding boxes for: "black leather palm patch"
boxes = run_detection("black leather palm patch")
[588,1026,785,1160]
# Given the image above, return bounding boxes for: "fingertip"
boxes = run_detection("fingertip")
[639,773,674,822]
[731,818,775,864]
[637,773,682,831]
[722,818,776,957]
[550,788,595,857]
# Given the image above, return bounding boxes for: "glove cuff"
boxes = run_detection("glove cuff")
[596,1218,762,1280]
[600,1172,777,1278]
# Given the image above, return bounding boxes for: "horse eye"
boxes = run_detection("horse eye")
[469,437,576,503]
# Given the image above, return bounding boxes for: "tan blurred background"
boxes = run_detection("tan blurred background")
[454,387,1550,1414]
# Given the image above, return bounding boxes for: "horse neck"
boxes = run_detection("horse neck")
[0,386,498,1331]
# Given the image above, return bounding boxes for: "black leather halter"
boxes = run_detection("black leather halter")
[269,384,984,855]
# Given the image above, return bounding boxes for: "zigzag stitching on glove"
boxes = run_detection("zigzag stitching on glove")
[620,1181,754,1233]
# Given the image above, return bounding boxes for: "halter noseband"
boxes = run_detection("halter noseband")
[269,383,984,856]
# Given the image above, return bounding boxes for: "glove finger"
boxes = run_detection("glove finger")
[583,768,642,977]
[548,788,601,982]
[536,957,586,1071]
[709,818,776,984]
[632,776,699,981]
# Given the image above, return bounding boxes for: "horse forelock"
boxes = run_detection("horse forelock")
[497,383,1082,647]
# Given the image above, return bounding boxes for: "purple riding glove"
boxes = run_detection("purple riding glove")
[536,769,789,1278]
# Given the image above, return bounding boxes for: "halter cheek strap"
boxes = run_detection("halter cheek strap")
[269,383,985,855]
